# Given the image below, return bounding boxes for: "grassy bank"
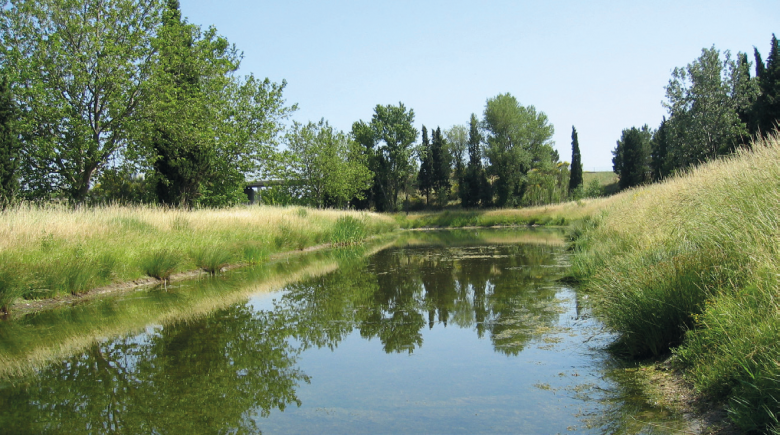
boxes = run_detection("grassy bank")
[570,135,780,433]
[393,199,613,229]
[0,205,397,314]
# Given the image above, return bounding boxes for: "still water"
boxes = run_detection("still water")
[0,229,688,434]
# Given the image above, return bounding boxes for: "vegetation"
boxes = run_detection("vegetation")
[283,119,373,208]
[570,134,780,433]
[0,204,397,313]
[394,199,607,229]
[615,36,780,190]
[568,126,583,194]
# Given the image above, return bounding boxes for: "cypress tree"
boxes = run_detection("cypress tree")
[756,34,780,136]
[431,126,451,206]
[613,126,652,190]
[568,126,583,193]
[650,117,671,181]
[417,125,432,204]
[0,76,20,210]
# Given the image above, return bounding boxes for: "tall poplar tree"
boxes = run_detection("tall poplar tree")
[568,126,583,193]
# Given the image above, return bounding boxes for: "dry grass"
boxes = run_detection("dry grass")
[0,204,397,307]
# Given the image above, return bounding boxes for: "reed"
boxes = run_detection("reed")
[569,133,780,433]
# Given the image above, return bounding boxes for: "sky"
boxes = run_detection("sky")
[179,0,780,171]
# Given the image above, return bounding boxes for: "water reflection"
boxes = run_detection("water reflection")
[0,229,690,434]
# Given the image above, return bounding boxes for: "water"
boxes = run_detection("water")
[0,229,689,434]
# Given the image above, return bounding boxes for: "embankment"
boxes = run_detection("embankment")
[569,134,780,433]
[0,205,397,314]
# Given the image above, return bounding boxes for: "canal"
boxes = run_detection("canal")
[0,229,689,434]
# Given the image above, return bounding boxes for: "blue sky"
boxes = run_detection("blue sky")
[180,0,779,171]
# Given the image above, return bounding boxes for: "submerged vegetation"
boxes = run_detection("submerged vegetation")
[0,205,396,314]
[570,134,780,433]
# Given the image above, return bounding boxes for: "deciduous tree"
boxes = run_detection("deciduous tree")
[286,119,372,208]
[0,0,165,203]
[482,93,554,207]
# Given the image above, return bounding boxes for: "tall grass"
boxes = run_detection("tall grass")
[0,205,398,311]
[569,134,780,433]
[394,199,611,229]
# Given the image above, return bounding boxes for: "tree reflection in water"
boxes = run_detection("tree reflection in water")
[0,233,569,433]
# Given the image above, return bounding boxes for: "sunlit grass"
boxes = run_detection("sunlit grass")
[0,205,398,311]
[394,197,617,229]
[569,133,780,433]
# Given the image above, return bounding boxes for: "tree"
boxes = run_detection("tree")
[568,126,583,193]
[613,126,652,190]
[352,103,418,212]
[445,124,467,179]
[650,117,673,181]
[460,113,490,208]
[285,119,372,208]
[755,34,780,136]
[0,0,165,203]
[482,93,554,207]
[0,76,20,210]
[663,47,754,169]
[431,127,451,206]
[137,0,292,207]
[417,126,432,204]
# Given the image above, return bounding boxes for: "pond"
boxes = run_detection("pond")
[0,229,690,434]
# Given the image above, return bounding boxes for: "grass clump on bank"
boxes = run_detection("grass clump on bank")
[569,134,780,433]
[0,205,397,312]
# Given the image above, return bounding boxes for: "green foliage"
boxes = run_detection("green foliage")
[430,127,452,207]
[352,103,418,212]
[0,76,20,210]
[482,93,555,207]
[140,249,181,281]
[612,126,652,189]
[568,126,583,193]
[417,126,433,204]
[754,34,780,137]
[662,47,755,171]
[285,119,373,208]
[0,0,165,203]
[460,114,491,208]
[330,216,367,246]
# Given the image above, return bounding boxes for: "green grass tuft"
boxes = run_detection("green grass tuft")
[140,249,181,281]
[330,216,367,246]
[190,245,233,275]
